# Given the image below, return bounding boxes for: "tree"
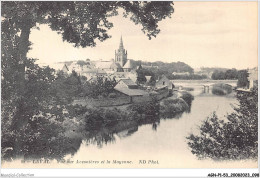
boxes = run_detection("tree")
[51,70,83,103]
[83,76,117,98]
[1,59,92,160]
[186,86,258,160]
[136,67,147,85]
[148,74,156,86]
[225,69,238,80]
[211,70,225,80]
[237,70,249,88]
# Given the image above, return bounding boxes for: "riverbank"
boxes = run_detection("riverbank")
[77,90,194,122]
[68,90,194,148]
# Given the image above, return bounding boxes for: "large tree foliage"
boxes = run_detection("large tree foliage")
[211,69,249,83]
[136,66,147,84]
[83,76,117,98]
[2,1,174,51]
[187,87,258,160]
[2,1,174,93]
[1,58,83,160]
[2,1,174,160]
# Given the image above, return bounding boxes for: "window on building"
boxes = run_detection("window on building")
[163,81,165,85]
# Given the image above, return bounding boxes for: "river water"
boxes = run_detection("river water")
[63,80,256,168]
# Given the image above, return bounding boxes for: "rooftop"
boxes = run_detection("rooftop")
[123,60,132,69]
[119,78,137,86]
[114,87,148,96]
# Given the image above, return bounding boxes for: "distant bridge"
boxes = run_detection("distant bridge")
[176,82,236,92]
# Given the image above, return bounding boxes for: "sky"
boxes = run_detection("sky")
[27,2,258,69]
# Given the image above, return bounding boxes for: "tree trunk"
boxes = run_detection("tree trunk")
[17,25,31,95]
[13,24,32,160]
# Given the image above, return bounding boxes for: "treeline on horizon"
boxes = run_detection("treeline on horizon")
[65,58,250,81]
[131,60,207,80]
[131,59,249,81]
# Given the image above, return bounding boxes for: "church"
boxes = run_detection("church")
[114,36,132,72]
[57,36,134,78]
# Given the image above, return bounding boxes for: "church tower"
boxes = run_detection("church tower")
[115,36,127,67]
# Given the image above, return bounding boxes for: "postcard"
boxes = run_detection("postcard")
[1,1,258,177]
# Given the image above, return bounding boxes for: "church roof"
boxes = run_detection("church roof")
[123,60,132,69]
[112,62,122,69]
[119,36,124,49]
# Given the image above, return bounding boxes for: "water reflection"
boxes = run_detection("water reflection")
[80,99,191,149]
[77,81,236,152]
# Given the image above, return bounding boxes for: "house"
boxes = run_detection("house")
[172,72,190,76]
[155,75,174,90]
[95,59,123,73]
[125,71,138,83]
[114,78,149,103]
[115,79,138,89]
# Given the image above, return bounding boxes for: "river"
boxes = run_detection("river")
[62,80,256,168]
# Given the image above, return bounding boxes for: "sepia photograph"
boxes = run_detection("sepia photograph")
[1,0,259,177]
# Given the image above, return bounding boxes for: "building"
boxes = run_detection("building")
[114,36,134,72]
[155,75,174,90]
[95,59,122,73]
[115,36,127,68]
[115,79,138,89]
[114,78,149,103]
[124,71,138,83]
[172,72,190,76]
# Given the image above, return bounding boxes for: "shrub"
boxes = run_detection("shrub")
[212,83,232,95]
[212,87,225,95]
[129,100,160,116]
[179,91,194,106]
[160,98,190,118]
[187,87,258,160]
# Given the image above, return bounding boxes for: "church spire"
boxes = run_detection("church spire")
[119,35,124,49]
